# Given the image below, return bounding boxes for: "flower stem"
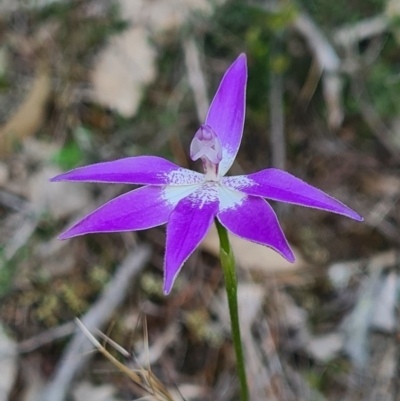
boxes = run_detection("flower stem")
[215,219,249,401]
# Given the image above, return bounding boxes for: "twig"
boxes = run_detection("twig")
[334,15,389,48]
[350,72,400,161]
[2,206,42,262]
[291,12,344,129]
[76,319,175,401]
[269,39,286,171]
[392,255,400,401]
[0,189,28,212]
[342,263,384,368]
[255,1,345,128]
[362,196,400,243]
[293,13,340,74]
[1,185,122,268]
[183,36,209,123]
[136,323,179,367]
[298,58,321,108]
[18,321,76,354]
[40,245,151,401]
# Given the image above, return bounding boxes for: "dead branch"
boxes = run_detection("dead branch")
[334,15,389,48]
[0,189,28,212]
[18,321,76,354]
[291,12,344,129]
[269,56,286,171]
[40,245,151,401]
[183,36,209,123]
[3,206,41,262]
[350,72,400,161]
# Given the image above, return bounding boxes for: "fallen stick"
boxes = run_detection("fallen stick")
[39,244,151,401]
[18,321,76,354]
[183,36,209,123]
[291,12,344,129]
[334,15,389,47]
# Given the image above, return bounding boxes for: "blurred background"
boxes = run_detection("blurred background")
[0,0,399,400]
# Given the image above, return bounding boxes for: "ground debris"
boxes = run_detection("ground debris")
[0,1,399,400]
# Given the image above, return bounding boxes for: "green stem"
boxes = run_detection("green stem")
[215,219,249,401]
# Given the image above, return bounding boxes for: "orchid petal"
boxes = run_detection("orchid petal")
[164,184,219,294]
[217,190,295,262]
[205,54,247,177]
[51,156,204,186]
[59,185,197,239]
[222,170,363,221]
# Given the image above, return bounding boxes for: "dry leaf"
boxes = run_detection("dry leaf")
[29,166,90,219]
[73,382,121,401]
[0,324,17,401]
[169,384,205,401]
[306,333,343,362]
[210,284,272,400]
[20,361,46,401]
[201,223,306,274]
[119,0,214,33]
[0,69,51,158]
[90,27,156,118]
[361,173,400,196]
[371,272,398,333]
[90,0,223,117]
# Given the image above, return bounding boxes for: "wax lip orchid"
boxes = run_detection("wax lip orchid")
[51,54,362,294]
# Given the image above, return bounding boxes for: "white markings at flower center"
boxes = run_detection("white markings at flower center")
[163,169,204,186]
[221,175,254,191]
[162,180,246,212]
[162,184,200,206]
[218,184,246,211]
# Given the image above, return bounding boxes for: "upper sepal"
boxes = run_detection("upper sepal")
[205,54,247,177]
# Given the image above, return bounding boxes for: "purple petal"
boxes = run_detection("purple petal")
[164,184,219,294]
[217,191,295,262]
[222,170,363,221]
[50,156,204,186]
[206,54,247,176]
[59,186,177,239]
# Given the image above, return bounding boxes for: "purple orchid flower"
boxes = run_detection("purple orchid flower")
[51,54,362,294]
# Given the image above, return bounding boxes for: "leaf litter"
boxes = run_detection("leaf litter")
[0,1,399,400]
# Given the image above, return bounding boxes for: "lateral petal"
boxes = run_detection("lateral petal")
[217,189,295,262]
[51,156,204,186]
[222,170,363,221]
[164,184,219,294]
[59,184,199,239]
[205,54,247,177]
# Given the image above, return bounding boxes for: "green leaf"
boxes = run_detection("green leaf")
[52,141,83,170]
